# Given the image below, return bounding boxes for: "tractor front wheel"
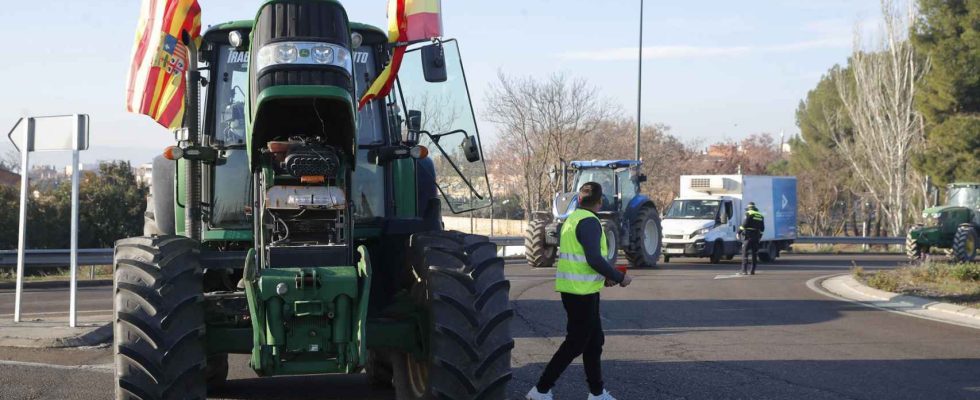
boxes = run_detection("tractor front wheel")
[952,225,978,263]
[624,206,662,268]
[525,217,556,268]
[113,236,206,400]
[393,231,514,400]
[906,226,929,262]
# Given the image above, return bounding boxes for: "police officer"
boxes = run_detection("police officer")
[527,182,631,400]
[738,202,765,275]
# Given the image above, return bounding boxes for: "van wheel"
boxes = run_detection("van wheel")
[709,241,723,264]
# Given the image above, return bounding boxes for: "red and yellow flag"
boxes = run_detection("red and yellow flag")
[125,0,202,130]
[358,0,443,109]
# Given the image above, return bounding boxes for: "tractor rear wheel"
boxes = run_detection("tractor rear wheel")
[205,354,229,389]
[525,217,556,268]
[393,231,514,400]
[600,219,620,266]
[113,236,206,400]
[906,226,929,262]
[952,225,978,263]
[625,206,662,268]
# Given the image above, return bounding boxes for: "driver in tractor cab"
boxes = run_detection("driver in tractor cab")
[528,182,632,400]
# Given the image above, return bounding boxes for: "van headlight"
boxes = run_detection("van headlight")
[255,42,353,74]
[694,227,711,237]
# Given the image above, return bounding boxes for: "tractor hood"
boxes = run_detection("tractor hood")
[247,0,356,168]
[662,219,715,237]
[922,205,970,217]
[554,192,578,218]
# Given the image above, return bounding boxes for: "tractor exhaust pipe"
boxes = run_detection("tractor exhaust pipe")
[182,31,202,241]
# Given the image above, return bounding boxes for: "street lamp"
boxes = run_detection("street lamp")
[636,0,644,161]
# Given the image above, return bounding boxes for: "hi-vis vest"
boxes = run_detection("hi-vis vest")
[556,209,608,295]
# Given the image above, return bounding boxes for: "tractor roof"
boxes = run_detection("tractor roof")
[950,182,980,187]
[571,160,642,169]
[205,20,254,35]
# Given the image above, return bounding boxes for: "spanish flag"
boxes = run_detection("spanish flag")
[125,0,202,130]
[358,0,443,109]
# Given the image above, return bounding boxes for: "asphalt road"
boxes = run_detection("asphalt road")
[2,254,980,399]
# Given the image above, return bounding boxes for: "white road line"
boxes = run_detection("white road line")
[0,309,113,317]
[713,274,747,280]
[0,359,113,373]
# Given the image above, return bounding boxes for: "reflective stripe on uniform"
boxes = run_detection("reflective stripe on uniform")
[555,271,606,282]
[558,253,589,263]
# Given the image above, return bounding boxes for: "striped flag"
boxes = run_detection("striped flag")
[358,0,443,110]
[125,0,202,130]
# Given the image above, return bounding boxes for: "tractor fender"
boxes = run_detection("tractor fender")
[624,195,657,223]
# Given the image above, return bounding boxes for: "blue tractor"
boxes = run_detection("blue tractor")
[525,160,663,268]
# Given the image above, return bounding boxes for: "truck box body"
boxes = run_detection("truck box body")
[662,175,797,261]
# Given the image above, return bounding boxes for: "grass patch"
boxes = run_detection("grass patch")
[0,265,113,284]
[854,261,980,308]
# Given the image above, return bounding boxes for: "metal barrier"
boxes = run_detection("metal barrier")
[0,235,905,269]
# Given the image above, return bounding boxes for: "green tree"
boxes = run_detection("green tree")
[912,0,980,184]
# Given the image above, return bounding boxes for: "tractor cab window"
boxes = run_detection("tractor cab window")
[572,169,615,210]
[353,45,385,146]
[213,46,248,146]
[352,42,388,221]
[616,168,636,209]
[397,40,492,213]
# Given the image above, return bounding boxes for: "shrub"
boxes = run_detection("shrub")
[950,263,980,282]
[867,270,899,292]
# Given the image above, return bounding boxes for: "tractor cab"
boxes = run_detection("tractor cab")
[555,160,646,216]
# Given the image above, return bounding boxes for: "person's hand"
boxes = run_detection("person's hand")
[604,279,617,287]
[619,274,633,288]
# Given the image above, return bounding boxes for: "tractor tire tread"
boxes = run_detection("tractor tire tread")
[624,205,662,268]
[525,217,556,268]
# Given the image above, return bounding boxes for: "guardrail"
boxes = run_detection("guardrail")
[0,235,904,268]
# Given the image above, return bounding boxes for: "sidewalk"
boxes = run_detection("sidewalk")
[812,274,980,330]
[0,316,111,348]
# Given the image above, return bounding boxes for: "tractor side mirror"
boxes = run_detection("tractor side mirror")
[460,136,480,162]
[421,44,448,83]
[406,110,422,132]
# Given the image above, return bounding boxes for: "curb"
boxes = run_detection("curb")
[0,279,113,290]
[0,322,112,348]
[808,273,980,330]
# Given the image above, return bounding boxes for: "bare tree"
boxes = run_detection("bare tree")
[832,0,927,236]
[484,72,617,215]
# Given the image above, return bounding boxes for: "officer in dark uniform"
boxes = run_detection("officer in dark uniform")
[738,202,765,275]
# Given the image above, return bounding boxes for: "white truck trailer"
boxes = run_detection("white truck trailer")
[661,175,797,263]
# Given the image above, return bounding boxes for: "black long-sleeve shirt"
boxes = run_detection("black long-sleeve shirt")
[575,211,625,284]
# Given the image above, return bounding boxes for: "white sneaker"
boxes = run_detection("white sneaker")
[526,387,554,400]
[587,390,617,400]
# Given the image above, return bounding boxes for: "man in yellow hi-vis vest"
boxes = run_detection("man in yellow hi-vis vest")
[527,182,632,400]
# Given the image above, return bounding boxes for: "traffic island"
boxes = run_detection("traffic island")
[0,317,111,348]
[814,274,980,330]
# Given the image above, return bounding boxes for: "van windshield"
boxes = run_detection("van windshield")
[665,200,720,220]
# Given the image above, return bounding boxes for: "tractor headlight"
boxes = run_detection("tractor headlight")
[255,42,353,74]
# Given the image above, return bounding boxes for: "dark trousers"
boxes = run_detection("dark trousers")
[536,292,605,395]
[741,232,761,274]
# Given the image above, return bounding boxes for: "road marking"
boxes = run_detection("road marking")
[0,309,113,318]
[0,359,112,373]
[713,274,747,280]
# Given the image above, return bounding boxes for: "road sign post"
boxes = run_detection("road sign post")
[7,115,90,327]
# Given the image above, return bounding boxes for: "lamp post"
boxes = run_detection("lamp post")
[636,0,644,161]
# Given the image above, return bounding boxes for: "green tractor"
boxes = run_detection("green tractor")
[906,183,980,262]
[118,2,512,399]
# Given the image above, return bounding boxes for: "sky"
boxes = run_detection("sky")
[0,0,881,168]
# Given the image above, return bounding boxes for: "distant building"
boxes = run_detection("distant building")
[30,165,61,180]
[135,163,153,186]
[0,169,19,187]
[64,162,100,176]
